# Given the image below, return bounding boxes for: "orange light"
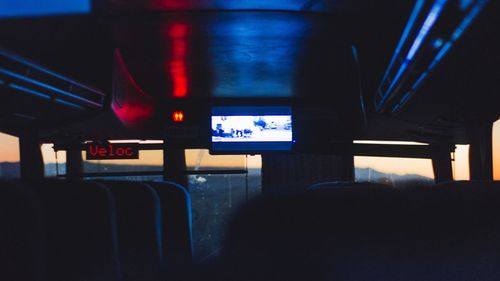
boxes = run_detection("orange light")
[172,111,184,123]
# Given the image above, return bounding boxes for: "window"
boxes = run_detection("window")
[494,119,500,180]
[354,141,434,187]
[452,144,469,181]
[41,144,66,177]
[185,149,261,262]
[0,132,20,178]
[355,156,434,187]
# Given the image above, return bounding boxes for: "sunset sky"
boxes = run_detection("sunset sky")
[1,118,499,179]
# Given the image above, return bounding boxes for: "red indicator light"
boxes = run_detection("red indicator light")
[173,111,184,122]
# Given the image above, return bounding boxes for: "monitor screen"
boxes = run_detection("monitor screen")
[211,106,293,152]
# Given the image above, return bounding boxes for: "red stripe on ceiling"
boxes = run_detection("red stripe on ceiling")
[166,22,189,98]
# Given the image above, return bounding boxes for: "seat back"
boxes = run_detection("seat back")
[30,179,121,281]
[0,178,198,281]
[0,180,44,281]
[436,180,500,189]
[223,183,500,281]
[99,180,162,281]
[147,181,193,270]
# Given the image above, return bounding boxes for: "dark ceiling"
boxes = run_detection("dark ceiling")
[1,1,498,144]
[0,1,414,97]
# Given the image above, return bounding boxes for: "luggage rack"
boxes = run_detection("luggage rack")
[0,48,106,111]
[376,0,490,114]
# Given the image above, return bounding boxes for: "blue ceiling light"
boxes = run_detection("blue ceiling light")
[9,83,52,100]
[1,49,105,111]
[459,0,474,10]
[452,0,489,40]
[432,38,444,49]
[376,0,425,102]
[54,98,85,110]
[0,68,102,108]
[0,0,91,18]
[406,0,448,61]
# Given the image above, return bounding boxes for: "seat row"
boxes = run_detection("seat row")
[0,179,192,281]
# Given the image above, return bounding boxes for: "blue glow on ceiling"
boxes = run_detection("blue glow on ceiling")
[9,83,51,100]
[377,0,490,114]
[0,0,91,18]
[111,0,330,12]
[209,15,307,98]
[0,68,100,107]
[432,38,444,49]
[451,0,489,40]
[406,0,448,61]
[54,98,85,110]
[459,0,474,11]
[376,0,425,103]
[382,0,425,79]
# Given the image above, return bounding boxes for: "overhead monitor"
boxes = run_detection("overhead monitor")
[211,106,293,152]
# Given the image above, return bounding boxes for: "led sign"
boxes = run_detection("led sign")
[86,143,139,160]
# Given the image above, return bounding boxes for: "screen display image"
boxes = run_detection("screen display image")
[212,115,292,142]
[211,106,293,152]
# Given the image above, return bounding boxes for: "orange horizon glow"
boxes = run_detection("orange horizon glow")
[0,132,20,162]
[355,156,434,179]
[453,144,470,180]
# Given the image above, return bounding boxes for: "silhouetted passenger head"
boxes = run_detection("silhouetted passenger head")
[221,184,500,281]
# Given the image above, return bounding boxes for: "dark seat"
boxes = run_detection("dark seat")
[99,180,163,281]
[222,183,500,281]
[436,180,500,189]
[147,181,193,271]
[0,180,43,281]
[308,181,392,189]
[29,179,121,281]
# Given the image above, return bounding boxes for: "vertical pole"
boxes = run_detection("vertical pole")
[66,147,83,180]
[431,144,454,183]
[19,129,44,181]
[163,147,188,188]
[469,121,493,180]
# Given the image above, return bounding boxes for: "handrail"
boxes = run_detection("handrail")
[375,0,490,114]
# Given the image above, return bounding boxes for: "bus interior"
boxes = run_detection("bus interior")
[1,1,500,280]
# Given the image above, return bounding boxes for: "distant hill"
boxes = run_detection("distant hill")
[0,162,20,178]
[355,167,433,187]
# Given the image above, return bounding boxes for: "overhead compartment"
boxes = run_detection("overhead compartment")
[0,49,106,134]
